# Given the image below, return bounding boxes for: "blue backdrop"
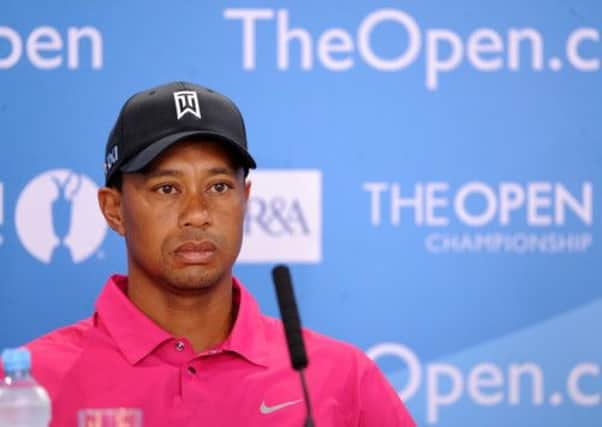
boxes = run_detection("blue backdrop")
[1,1,601,425]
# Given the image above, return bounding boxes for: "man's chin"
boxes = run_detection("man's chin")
[164,268,226,293]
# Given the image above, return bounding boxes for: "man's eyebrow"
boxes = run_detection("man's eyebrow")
[207,166,237,176]
[141,169,183,179]
[142,166,237,179]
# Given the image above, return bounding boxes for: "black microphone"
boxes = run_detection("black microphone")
[272,265,316,427]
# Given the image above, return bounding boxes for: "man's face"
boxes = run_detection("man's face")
[109,140,250,293]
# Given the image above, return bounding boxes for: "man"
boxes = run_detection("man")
[1,82,415,426]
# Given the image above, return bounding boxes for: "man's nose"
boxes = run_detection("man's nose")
[178,192,211,228]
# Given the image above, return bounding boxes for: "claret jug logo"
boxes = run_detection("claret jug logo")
[15,170,107,263]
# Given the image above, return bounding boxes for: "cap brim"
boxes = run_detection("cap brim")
[120,130,257,174]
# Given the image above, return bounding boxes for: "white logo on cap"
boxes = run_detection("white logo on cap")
[15,170,107,264]
[174,91,201,120]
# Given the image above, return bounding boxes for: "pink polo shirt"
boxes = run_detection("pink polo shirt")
[1,275,415,427]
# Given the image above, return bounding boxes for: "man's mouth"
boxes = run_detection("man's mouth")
[173,241,217,264]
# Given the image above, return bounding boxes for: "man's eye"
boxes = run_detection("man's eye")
[212,183,230,193]
[157,184,176,194]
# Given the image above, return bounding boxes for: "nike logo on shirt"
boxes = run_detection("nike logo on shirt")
[260,399,303,414]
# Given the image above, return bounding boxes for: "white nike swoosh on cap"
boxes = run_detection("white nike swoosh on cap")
[260,399,303,414]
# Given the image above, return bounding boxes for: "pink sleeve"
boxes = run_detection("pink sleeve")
[358,360,416,427]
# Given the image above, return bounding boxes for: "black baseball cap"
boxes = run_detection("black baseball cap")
[104,81,256,186]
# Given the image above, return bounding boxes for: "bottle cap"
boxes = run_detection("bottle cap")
[1,347,31,373]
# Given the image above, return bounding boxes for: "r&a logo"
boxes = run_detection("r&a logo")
[239,169,322,263]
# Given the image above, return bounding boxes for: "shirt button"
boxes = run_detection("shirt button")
[175,341,185,352]
[187,366,197,375]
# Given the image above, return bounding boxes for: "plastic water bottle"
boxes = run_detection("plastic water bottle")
[0,348,51,427]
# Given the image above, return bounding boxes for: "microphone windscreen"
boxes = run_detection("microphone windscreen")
[272,265,309,371]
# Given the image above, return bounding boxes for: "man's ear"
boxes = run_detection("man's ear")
[98,187,125,236]
[243,179,251,210]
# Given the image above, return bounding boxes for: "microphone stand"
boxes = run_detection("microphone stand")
[299,370,315,427]
[272,265,317,427]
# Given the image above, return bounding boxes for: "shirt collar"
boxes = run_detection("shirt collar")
[96,274,268,367]
[220,276,268,366]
